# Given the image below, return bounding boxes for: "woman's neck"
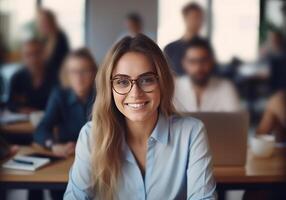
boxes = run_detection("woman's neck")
[126,111,159,144]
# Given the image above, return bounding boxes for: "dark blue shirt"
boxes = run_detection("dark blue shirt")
[7,68,55,112]
[34,87,95,146]
[164,39,188,76]
[45,30,70,83]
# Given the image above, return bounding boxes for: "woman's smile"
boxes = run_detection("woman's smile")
[124,101,150,110]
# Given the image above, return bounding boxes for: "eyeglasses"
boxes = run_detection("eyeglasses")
[111,72,159,95]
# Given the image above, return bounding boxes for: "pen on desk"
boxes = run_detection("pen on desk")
[12,158,34,165]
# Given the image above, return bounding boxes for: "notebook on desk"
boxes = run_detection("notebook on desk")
[2,155,50,171]
[0,111,29,125]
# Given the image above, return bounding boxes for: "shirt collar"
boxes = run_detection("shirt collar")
[123,113,170,163]
[149,112,170,145]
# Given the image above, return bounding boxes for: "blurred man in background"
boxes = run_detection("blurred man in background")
[116,13,143,41]
[7,39,55,113]
[117,12,155,42]
[164,2,204,76]
[125,13,143,37]
[174,38,241,112]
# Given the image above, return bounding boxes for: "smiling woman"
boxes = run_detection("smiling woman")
[64,34,216,200]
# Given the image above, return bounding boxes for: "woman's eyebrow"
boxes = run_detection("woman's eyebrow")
[112,74,130,78]
[138,71,156,77]
[112,71,156,79]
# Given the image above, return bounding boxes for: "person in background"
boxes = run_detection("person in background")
[257,91,286,144]
[7,39,55,113]
[117,12,155,42]
[0,33,7,66]
[164,2,204,76]
[174,37,240,112]
[33,48,97,200]
[260,30,286,93]
[0,135,19,161]
[124,13,143,37]
[260,30,285,60]
[0,136,18,200]
[36,8,70,83]
[34,48,97,157]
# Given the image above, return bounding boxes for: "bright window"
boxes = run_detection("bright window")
[212,0,260,62]
[0,0,37,51]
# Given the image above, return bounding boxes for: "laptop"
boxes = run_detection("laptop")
[188,112,249,167]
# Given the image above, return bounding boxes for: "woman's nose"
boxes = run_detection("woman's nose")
[128,82,144,97]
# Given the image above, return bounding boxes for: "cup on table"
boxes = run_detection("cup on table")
[250,135,275,158]
[29,111,44,127]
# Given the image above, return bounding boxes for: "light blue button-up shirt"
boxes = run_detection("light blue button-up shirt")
[64,114,216,200]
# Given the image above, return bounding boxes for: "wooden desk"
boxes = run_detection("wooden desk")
[0,121,34,135]
[215,148,286,200]
[1,146,286,192]
[0,145,73,190]
[215,147,286,185]
[0,122,35,145]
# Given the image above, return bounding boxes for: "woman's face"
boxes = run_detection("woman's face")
[112,52,161,123]
[66,57,95,96]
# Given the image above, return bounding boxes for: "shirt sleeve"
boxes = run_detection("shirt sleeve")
[187,121,216,200]
[33,89,61,146]
[64,123,93,200]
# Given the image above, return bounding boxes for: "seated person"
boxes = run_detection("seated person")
[34,48,97,157]
[7,39,55,113]
[174,38,241,112]
[0,135,19,161]
[257,91,286,144]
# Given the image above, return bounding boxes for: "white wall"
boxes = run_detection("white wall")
[86,0,158,63]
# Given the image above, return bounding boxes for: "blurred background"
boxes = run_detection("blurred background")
[1,0,286,200]
[0,0,286,122]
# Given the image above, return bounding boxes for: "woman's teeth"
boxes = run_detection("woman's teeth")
[126,102,148,109]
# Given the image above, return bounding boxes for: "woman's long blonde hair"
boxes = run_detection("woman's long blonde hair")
[91,34,177,199]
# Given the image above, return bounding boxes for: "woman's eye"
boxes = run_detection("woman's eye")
[116,79,130,87]
[139,76,155,85]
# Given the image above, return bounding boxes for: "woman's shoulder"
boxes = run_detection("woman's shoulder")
[167,114,206,149]
[78,121,93,142]
[170,114,205,135]
[75,122,93,154]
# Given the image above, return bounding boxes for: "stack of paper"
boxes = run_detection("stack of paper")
[0,112,29,125]
[2,155,50,171]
